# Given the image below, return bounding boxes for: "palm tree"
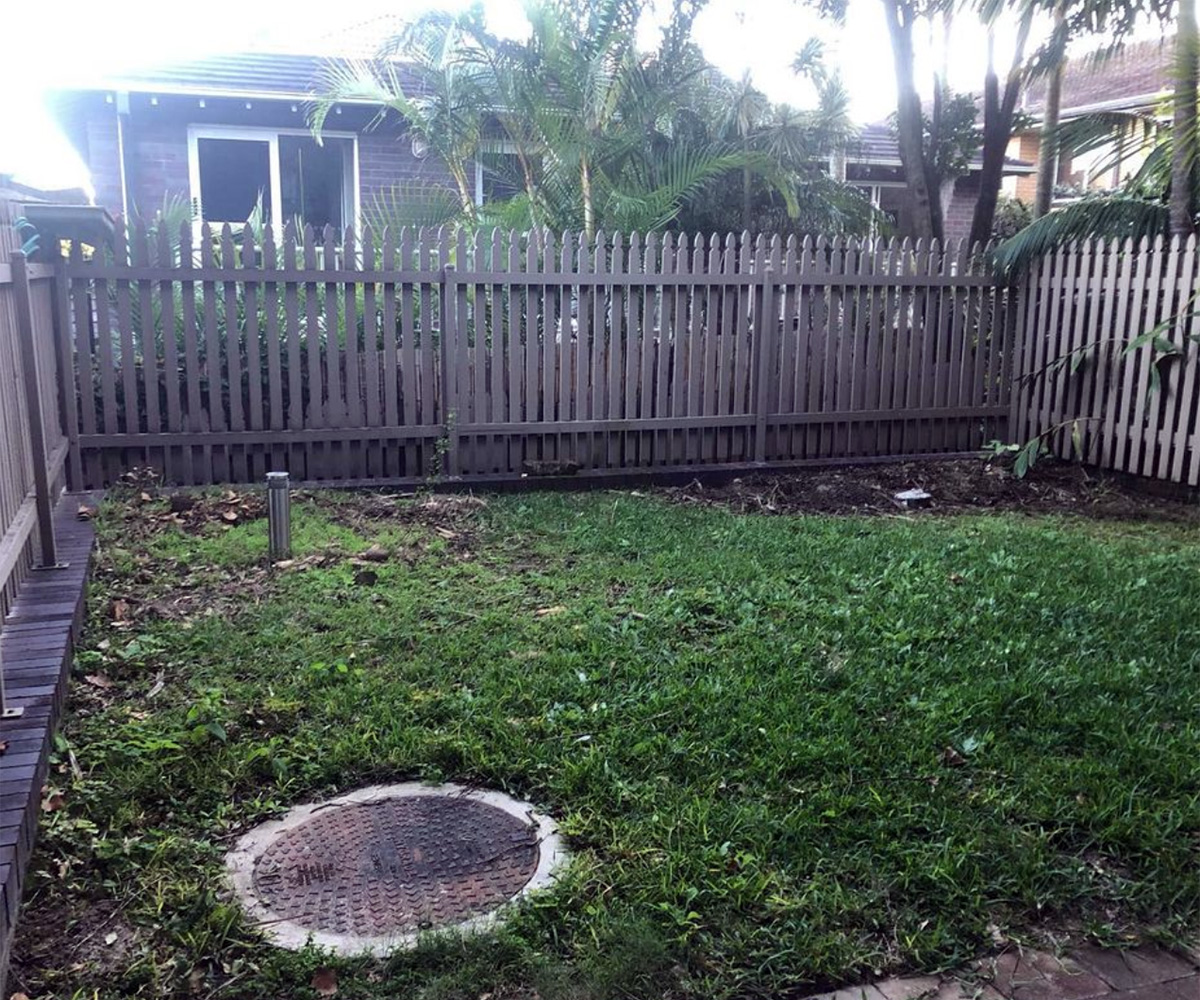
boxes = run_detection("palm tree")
[1171,0,1198,235]
[313,0,811,238]
[994,2,1196,271]
[312,8,488,224]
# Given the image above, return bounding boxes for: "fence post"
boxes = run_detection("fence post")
[440,265,461,477]
[10,251,59,568]
[752,264,776,464]
[51,247,82,491]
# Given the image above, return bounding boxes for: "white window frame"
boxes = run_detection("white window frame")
[187,124,361,231]
[474,139,524,206]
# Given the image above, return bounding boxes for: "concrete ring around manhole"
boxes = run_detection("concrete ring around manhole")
[226,782,568,956]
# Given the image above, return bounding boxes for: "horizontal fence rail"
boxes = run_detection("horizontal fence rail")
[61,224,1014,488]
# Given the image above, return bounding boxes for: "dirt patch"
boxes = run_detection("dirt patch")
[9,896,140,994]
[310,491,488,554]
[657,459,1200,523]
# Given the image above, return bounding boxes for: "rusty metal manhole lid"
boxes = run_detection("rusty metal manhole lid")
[226,783,566,955]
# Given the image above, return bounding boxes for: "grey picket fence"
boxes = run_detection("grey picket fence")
[60,225,1014,488]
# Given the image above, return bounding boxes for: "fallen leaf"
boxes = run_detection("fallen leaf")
[10,992,32,1000]
[947,572,965,585]
[139,491,154,503]
[0,740,7,755]
[146,672,165,699]
[84,673,114,690]
[187,966,206,992]
[535,606,567,617]
[311,967,339,997]
[42,791,66,812]
[77,504,95,520]
[111,599,130,622]
[940,745,967,768]
[360,544,390,562]
[104,931,118,946]
[221,510,239,523]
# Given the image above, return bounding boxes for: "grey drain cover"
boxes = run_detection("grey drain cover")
[227,783,567,955]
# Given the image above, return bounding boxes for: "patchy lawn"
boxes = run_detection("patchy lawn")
[11,477,1200,1000]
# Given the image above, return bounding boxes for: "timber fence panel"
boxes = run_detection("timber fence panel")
[66,224,1200,488]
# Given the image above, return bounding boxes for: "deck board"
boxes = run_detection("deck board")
[0,493,96,989]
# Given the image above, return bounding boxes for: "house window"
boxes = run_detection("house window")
[188,126,358,230]
[475,142,526,206]
[196,137,273,221]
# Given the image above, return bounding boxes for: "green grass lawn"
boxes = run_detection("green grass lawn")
[15,487,1200,1000]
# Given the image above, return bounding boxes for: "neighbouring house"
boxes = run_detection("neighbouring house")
[1004,38,1173,206]
[46,53,461,234]
[842,123,1034,240]
[47,51,1032,241]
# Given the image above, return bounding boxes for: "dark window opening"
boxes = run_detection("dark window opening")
[280,135,351,230]
[197,138,271,222]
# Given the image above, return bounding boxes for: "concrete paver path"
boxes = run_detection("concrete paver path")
[801,943,1200,1000]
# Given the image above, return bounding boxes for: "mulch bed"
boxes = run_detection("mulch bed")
[656,459,1200,522]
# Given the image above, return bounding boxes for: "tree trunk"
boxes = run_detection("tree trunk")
[1034,7,1067,218]
[581,154,595,241]
[968,10,1034,248]
[1171,0,1198,237]
[882,0,940,242]
[742,136,752,232]
[450,162,478,225]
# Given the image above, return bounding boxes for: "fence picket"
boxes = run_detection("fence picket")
[261,225,284,474]
[624,235,643,468]
[220,225,247,482]
[575,231,592,470]
[1144,234,1182,476]
[387,228,406,478]
[558,232,573,466]
[1128,235,1165,474]
[283,225,304,477]
[654,232,674,465]
[361,225,382,476]
[1168,235,1199,481]
[242,226,264,481]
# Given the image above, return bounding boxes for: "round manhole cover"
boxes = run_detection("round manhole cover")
[227,783,566,955]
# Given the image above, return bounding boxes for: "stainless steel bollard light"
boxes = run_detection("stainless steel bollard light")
[267,472,292,562]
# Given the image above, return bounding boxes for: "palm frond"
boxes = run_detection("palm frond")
[992,195,1168,277]
[363,181,465,233]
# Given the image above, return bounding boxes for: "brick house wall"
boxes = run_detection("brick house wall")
[879,174,988,244]
[943,175,980,243]
[1010,133,1040,204]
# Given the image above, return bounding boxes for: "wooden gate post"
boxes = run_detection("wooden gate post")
[10,252,59,568]
[752,265,776,464]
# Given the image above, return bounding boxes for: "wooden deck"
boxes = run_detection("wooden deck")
[0,493,96,986]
